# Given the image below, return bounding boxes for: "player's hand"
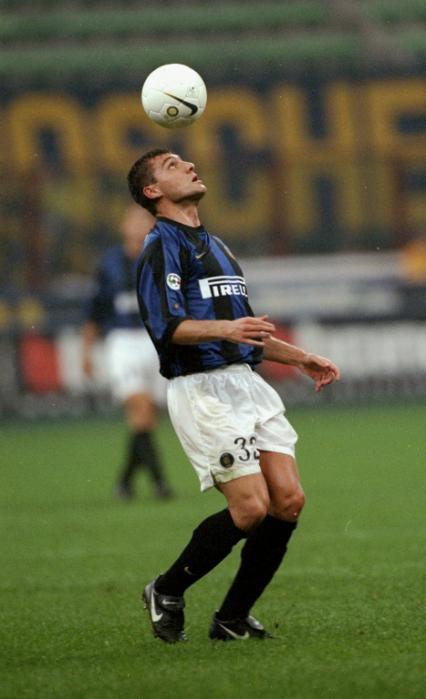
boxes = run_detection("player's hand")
[223,316,276,346]
[298,353,340,392]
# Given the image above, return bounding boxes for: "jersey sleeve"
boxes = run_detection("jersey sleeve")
[136,233,192,347]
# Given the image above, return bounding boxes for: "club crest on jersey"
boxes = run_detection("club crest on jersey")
[199,275,248,300]
[166,273,181,290]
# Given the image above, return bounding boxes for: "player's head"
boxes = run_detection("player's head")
[127,149,206,215]
[120,204,155,259]
[127,148,169,214]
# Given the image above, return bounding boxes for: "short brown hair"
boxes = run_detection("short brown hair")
[127,148,170,214]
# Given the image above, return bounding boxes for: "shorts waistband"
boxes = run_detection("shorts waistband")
[173,363,254,379]
[211,363,253,374]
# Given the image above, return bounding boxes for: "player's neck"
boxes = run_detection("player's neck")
[156,201,201,228]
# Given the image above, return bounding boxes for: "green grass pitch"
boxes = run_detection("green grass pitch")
[1,403,425,698]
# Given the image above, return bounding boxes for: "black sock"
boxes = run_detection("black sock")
[155,509,247,597]
[118,432,141,486]
[119,431,167,487]
[217,515,297,620]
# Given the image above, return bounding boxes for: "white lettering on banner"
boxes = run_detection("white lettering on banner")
[199,275,248,299]
[114,292,139,314]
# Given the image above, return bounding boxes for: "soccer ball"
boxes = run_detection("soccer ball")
[141,64,207,129]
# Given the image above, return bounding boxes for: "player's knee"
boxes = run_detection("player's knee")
[273,488,305,522]
[125,396,156,431]
[127,410,155,432]
[231,494,269,532]
[131,416,155,431]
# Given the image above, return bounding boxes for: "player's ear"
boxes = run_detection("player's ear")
[143,183,162,202]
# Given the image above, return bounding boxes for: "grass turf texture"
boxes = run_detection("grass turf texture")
[1,404,424,698]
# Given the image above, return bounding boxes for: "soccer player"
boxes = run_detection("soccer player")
[81,204,173,500]
[127,148,340,642]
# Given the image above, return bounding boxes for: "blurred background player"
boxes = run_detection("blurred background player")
[81,204,173,501]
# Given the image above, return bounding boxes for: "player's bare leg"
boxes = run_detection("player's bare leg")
[259,452,305,522]
[125,392,156,431]
[216,473,270,531]
[211,453,304,640]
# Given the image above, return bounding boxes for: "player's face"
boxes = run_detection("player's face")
[147,152,207,205]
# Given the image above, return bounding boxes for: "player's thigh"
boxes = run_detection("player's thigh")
[259,451,305,520]
[217,473,270,531]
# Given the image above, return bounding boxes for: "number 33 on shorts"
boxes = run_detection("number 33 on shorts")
[234,436,259,463]
[219,435,259,469]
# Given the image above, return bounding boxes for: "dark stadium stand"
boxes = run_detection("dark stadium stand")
[0,0,424,81]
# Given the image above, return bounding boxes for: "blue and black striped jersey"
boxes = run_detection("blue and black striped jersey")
[85,245,143,333]
[136,216,263,378]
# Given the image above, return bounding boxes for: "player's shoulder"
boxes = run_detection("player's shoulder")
[142,217,187,256]
[140,224,162,258]
[153,217,187,243]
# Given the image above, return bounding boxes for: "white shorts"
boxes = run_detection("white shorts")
[104,329,167,404]
[167,363,298,492]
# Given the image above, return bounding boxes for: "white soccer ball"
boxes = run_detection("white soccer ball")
[141,63,207,129]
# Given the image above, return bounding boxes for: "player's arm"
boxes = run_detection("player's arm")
[81,261,110,377]
[263,335,340,392]
[171,315,276,347]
